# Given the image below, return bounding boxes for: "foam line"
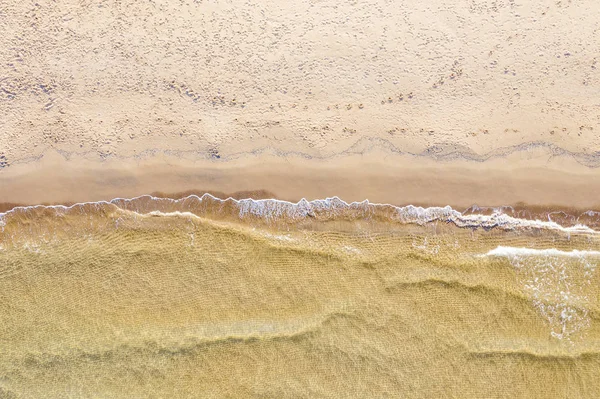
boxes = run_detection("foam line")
[485,246,600,257]
[0,194,597,234]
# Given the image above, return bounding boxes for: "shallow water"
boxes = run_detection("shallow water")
[1,196,600,398]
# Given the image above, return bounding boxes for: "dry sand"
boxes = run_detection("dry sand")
[1,0,600,208]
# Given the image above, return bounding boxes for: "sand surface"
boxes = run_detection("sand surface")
[2,0,600,398]
[1,0,600,208]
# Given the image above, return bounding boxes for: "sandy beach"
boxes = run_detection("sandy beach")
[3,147,600,212]
[2,0,600,398]
[1,0,599,210]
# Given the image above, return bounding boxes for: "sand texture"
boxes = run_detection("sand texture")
[1,0,600,398]
[1,1,600,181]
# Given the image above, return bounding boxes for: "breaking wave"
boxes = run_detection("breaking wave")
[1,194,598,233]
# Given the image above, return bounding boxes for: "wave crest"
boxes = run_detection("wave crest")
[1,194,598,234]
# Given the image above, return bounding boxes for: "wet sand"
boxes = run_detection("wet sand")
[2,147,600,212]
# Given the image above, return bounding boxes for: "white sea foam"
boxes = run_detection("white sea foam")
[485,246,600,258]
[0,194,598,234]
[146,210,199,218]
[261,232,295,242]
[484,245,599,340]
[342,245,361,254]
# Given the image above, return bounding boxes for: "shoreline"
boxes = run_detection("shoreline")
[1,193,599,237]
[2,149,600,224]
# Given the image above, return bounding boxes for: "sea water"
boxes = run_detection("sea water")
[1,195,599,398]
